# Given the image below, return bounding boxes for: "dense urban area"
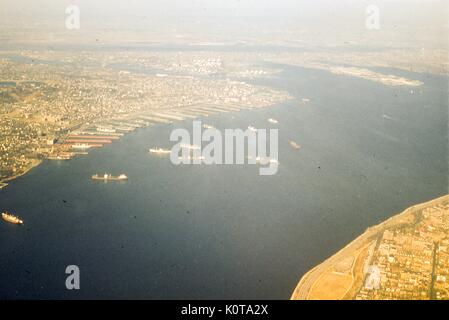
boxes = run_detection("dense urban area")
[0,50,292,188]
[292,195,449,300]
[3,47,446,189]
[356,199,449,299]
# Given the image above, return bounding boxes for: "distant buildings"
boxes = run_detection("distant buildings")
[0,50,291,183]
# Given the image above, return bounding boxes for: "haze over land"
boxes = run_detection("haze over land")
[0,0,447,49]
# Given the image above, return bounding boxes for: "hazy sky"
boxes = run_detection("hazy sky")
[0,0,447,48]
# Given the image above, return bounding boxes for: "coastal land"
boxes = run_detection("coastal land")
[0,49,297,188]
[291,194,449,300]
[1,45,444,188]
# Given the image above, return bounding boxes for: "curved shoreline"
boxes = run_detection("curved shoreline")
[1,159,42,186]
[291,194,449,300]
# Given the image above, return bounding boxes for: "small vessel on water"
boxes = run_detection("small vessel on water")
[180,143,201,150]
[289,140,301,150]
[91,173,128,181]
[2,212,23,225]
[268,118,279,124]
[178,155,205,161]
[97,127,116,133]
[149,147,171,154]
[47,154,72,160]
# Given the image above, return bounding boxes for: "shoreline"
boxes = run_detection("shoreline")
[291,193,449,300]
[0,97,298,190]
[0,158,43,187]
[0,99,293,188]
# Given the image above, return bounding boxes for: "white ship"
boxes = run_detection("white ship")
[179,155,205,161]
[180,143,201,150]
[268,118,279,124]
[2,212,23,225]
[72,143,91,150]
[149,147,171,154]
[289,141,301,150]
[91,173,128,181]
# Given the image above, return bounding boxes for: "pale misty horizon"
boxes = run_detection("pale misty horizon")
[0,0,447,48]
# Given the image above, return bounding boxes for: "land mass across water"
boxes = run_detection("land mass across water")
[291,194,449,300]
[1,45,444,188]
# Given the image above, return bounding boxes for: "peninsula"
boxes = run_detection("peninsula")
[292,195,449,300]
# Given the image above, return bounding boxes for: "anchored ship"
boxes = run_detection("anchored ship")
[149,147,171,154]
[248,126,257,132]
[47,154,72,160]
[91,173,128,181]
[247,156,279,165]
[180,143,201,150]
[289,141,301,150]
[2,212,23,225]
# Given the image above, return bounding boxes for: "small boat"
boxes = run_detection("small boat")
[2,212,23,225]
[47,154,72,160]
[268,118,278,124]
[72,143,92,150]
[247,156,279,165]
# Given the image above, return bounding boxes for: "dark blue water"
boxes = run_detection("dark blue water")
[0,65,447,299]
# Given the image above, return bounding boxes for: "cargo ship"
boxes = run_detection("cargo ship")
[2,212,23,225]
[91,173,128,181]
[149,147,171,154]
